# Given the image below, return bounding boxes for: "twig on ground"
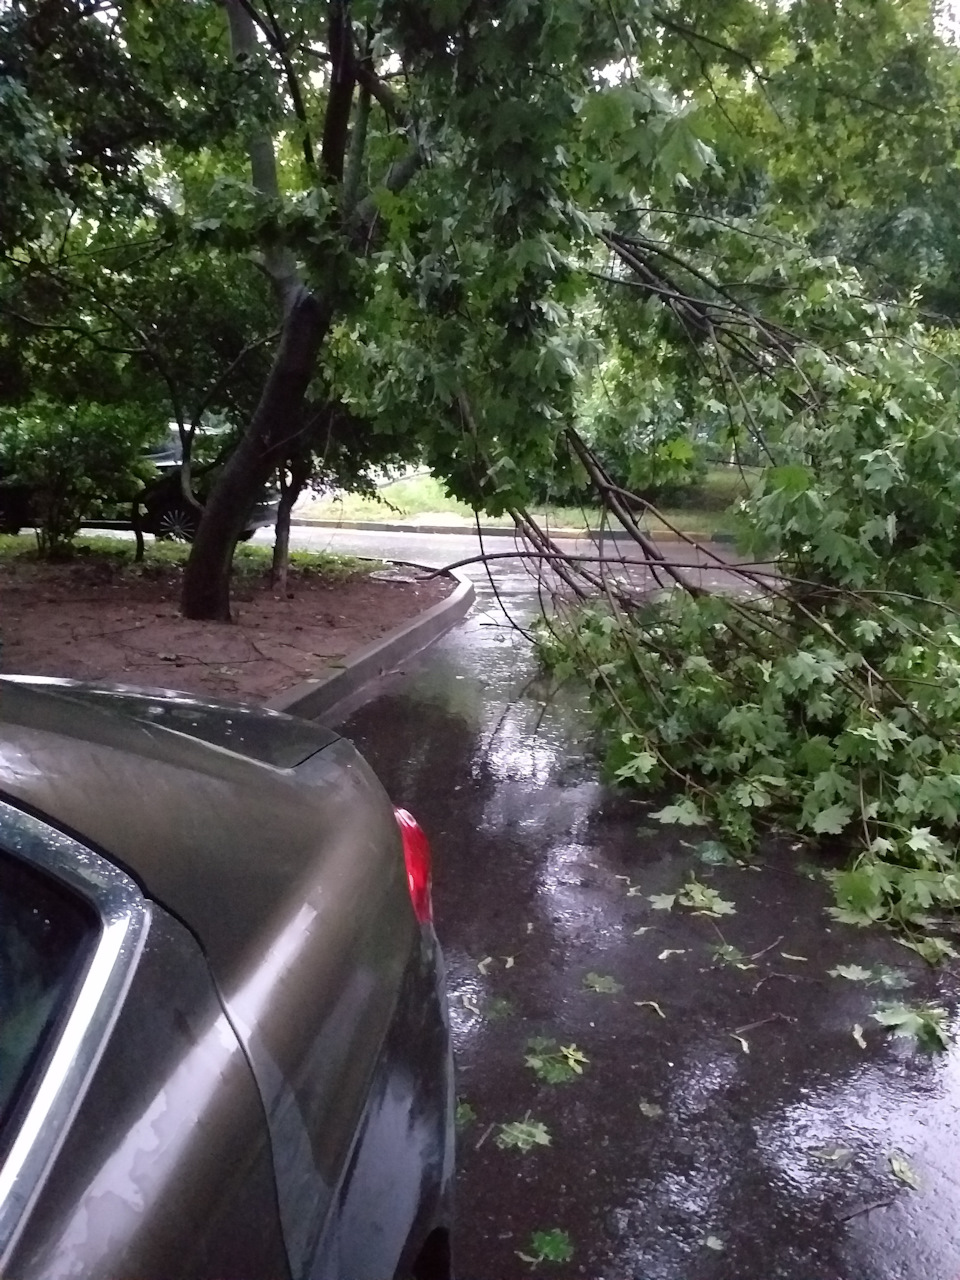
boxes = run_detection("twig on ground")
[734,1012,797,1034]
[838,1197,895,1222]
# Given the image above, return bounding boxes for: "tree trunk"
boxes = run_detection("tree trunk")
[131,495,145,563]
[180,287,329,621]
[271,450,311,593]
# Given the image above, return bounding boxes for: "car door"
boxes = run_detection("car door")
[0,799,291,1280]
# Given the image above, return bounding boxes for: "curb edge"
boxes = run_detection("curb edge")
[290,517,723,543]
[265,567,475,720]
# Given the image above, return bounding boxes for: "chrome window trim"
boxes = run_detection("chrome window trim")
[0,798,151,1266]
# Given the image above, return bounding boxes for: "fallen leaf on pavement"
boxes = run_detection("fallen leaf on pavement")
[889,1152,921,1190]
[583,972,622,994]
[829,964,872,981]
[809,1145,855,1168]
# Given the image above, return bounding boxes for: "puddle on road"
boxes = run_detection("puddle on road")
[335,598,960,1280]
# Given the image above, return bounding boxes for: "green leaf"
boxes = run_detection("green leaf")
[455,1100,477,1128]
[651,799,705,826]
[524,1038,589,1083]
[828,963,873,981]
[711,943,756,971]
[767,464,813,493]
[583,971,622,994]
[797,736,835,775]
[809,1144,855,1167]
[889,1151,921,1190]
[898,935,959,965]
[827,907,877,928]
[872,1002,950,1051]
[647,892,676,911]
[580,87,634,141]
[613,750,658,781]
[695,839,737,865]
[829,863,890,921]
[872,965,913,991]
[677,878,736,917]
[496,1118,552,1152]
[811,803,854,835]
[518,1228,574,1265]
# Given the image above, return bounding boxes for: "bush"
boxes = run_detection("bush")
[0,400,155,556]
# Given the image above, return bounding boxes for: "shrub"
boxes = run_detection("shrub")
[0,399,156,556]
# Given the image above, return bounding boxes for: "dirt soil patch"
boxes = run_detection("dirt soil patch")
[0,549,453,705]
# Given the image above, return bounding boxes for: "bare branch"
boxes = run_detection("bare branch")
[342,80,371,215]
[352,144,423,248]
[259,0,317,173]
[354,63,408,125]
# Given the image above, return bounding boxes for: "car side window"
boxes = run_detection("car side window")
[0,852,97,1139]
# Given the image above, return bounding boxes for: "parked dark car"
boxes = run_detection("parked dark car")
[138,424,280,541]
[0,676,454,1280]
[0,424,280,542]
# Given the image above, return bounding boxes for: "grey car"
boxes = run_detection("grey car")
[0,676,454,1280]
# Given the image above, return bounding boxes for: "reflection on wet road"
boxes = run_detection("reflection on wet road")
[331,592,960,1280]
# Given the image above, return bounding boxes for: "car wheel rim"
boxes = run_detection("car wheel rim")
[157,505,198,542]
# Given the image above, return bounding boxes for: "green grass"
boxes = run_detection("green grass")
[300,476,600,530]
[299,468,752,536]
[0,534,371,580]
[302,475,478,522]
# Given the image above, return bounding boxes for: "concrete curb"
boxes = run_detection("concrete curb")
[291,516,723,542]
[265,566,475,720]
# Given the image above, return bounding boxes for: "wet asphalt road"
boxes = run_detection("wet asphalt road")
[251,524,760,596]
[328,579,960,1280]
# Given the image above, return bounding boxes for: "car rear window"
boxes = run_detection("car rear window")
[0,852,97,1140]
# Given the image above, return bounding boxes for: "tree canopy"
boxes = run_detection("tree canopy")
[2,0,959,607]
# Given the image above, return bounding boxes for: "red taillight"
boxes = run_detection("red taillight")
[394,807,433,924]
